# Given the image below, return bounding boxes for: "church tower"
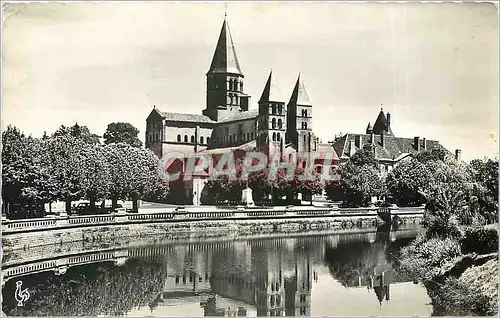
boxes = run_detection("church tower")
[203,16,250,122]
[257,71,286,154]
[287,74,313,153]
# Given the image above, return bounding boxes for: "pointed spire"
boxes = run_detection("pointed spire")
[207,17,243,76]
[372,109,393,135]
[289,74,312,105]
[259,71,284,103]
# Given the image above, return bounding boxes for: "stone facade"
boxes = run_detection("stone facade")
[144,17,330,204]
[145,17,322,160]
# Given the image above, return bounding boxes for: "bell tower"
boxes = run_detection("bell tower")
[203,16,249,121]
[257,71,286,154]
[286,74,313,154]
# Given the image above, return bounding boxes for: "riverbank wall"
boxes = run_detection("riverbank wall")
[1,206,424,252]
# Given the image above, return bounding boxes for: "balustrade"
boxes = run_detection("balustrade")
[1,206,424,234]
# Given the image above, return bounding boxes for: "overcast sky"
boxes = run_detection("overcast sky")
[2,2,498,161]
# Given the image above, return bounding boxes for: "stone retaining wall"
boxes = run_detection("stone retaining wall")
[2,214,423,252]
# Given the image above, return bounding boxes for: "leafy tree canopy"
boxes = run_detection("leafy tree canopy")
[52,123,101,145]
[103,122,143,148]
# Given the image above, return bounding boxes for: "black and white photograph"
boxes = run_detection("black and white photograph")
[1,1,498,317]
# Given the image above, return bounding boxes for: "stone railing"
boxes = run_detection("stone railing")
[1,206,424,234]
[2,250,127,283]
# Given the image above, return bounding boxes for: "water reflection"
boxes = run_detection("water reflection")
[2,225,430,317]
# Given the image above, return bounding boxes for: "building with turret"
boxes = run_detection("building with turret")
[332,108,461,174]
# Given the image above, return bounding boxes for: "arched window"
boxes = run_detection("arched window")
[207,137,211,144]
[191,135,195,143]
[229,79,233,91]
[303,135,307,144]
[277,133,281,141]
[235,95,239,105]
[240,82,244,91]
[278,104,282,114]
[272,118,276,129]
[251,132,254,139]
[177,134,181,142]
[227,95,232,104]
[272,132,276,141]
[272,105,276,114]
[184,135,188,143]
[304,109,308,117]
[278,118,282,129]
[200,136,204,144]
[234,80,238,91]
[304,122,308,130]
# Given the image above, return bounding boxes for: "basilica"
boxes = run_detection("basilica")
[145,16,323,160]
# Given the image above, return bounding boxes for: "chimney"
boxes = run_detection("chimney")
[422,138,427,151]
[386,113,391,132]
[455,149,462,161]
[355,135,362,148]
[381,133,385,148]
[371,133,375,145]
[349,140,355,156]
[414,136,420,151]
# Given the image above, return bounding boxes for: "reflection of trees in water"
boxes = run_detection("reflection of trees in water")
[324,227,415,287]
[2,259,165,316]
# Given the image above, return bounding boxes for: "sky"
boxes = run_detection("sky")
[2,1,498,161]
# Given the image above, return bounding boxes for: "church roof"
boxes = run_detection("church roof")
[207,18,243,76]
[219,109,259,123]
[200,140,257,154]
[259,71,284,103]
[372,109,393,135]
[332,133,451,161]
[288,74,312,106]
[159,111,215,123]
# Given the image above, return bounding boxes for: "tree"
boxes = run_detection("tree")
[103,122,143,148]
[386,158,433,206]
[296,169,325,203]
[465,158,498,223]
[105,146,167,211]
[415,148,447,163]
[43,134,90,212]
[79,144,110,208]
[53,123,101,145]
[2,126,57,218]
[324,150,384,207]
[341,164,386,207]
[420,160,475,236]
[349,149,378,168]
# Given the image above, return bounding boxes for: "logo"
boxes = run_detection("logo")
[14,281,30,307]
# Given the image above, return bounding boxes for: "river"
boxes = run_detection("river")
[2,224,432,316]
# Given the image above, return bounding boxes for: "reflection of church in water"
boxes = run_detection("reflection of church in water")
[130,237,325,317]
[130,231,403,316]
